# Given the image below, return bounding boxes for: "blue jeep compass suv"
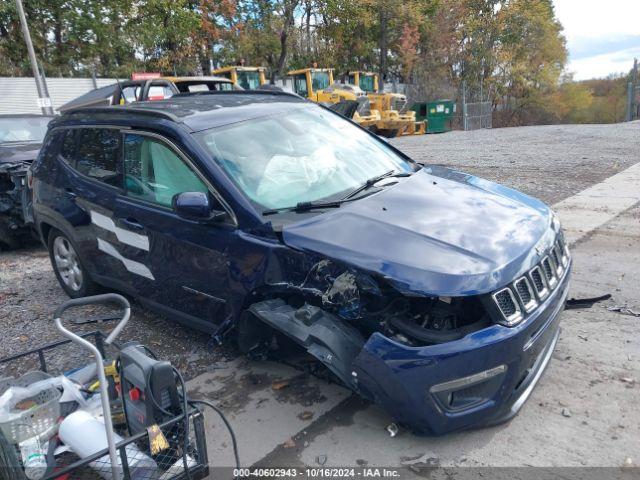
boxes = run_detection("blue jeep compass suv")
[31,91,571,434]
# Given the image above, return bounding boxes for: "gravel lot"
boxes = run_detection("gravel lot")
[393,121,640,204]
[0,250,231,380]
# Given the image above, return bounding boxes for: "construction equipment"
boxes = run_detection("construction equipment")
[212,66,267,90]
[347,71,426,136]
[287,68,380,131]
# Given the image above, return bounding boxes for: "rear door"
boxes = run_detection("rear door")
[58,127,128,287]
[112,131,234,331]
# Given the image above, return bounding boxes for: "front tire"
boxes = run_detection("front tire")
[47,229,98,298]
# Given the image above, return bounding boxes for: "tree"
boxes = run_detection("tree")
[494,0,567,124]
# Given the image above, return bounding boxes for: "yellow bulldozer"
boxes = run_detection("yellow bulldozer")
[286,67,381,131]
[348,71,425,136]
[212,66,267,90]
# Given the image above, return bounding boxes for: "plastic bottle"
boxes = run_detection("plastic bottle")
[19,436,47,480]
[59,410,158,480]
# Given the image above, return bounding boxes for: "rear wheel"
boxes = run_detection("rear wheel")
[47,229,98,298]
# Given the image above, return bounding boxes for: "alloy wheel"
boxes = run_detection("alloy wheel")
[53,236,83,291]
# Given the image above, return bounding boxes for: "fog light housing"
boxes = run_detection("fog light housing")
[430,365,507,412]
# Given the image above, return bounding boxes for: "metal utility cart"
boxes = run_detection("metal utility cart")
[0,294,209,480]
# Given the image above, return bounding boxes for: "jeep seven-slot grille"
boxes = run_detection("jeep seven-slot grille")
[492,288,521,324]
[494,289,517,317]
[551,246,563,274]
[530,267,546,295]
[492,237,569,325]
[514,277,537,312]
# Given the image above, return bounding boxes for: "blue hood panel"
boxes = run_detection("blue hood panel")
[282,167,554,296]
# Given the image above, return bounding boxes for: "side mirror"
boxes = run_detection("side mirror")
[172,192,226,222]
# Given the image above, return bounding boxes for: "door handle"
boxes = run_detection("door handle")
[117,217,145,231]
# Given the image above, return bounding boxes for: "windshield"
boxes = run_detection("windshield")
[359,75,376,92]
[195,105,414,211]
[0,116,51,144]
[237,71,261,90]
[311,72,330,91]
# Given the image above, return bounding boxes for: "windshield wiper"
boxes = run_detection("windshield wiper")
[341,169,412,201]
[262,170,414,216]
[262,200,343,216]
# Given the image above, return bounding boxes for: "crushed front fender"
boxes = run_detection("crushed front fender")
[352,263,571,435]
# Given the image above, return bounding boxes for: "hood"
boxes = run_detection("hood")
[282,167,556,296]
[0,142,41,164]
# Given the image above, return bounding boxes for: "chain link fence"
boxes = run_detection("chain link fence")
[463,101,492,130]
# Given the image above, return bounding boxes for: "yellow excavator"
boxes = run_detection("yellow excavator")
[212,66,267,90]
[348,71,425,136]
[286,67,381,131]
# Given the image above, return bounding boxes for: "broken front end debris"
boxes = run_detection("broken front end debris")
[0,161,33,249]
[242,247,571,435]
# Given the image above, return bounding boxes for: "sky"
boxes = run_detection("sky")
[553,0,640,80]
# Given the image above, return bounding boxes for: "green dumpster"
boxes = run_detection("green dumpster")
[412,100,455,133]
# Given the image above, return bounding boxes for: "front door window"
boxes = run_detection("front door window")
[123,134,208,207]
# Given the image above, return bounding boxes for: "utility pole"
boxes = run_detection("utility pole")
[15,0,54,115]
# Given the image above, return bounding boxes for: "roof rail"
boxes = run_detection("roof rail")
[172,89,303,100]
[62,106,180,123]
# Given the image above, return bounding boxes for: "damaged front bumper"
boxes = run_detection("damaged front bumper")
[352,262,571,435]
[0,161,33,245]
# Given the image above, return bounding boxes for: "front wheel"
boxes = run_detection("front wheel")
[47,229,98,298]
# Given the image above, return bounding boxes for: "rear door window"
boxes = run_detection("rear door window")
[75,128,122,187]
[59,129,77,165]
[123,133,208,207]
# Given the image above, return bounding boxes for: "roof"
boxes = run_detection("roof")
[59,91,309,132]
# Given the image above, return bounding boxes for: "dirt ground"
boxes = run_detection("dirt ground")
[0,121,639,471]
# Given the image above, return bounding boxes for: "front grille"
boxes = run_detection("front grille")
[492,288,522,324]
[551,244,564,274]
[555,241,568,268]
[541,256,558,288]
[514,277,537,312]
[491,234,570,326]
[529,266,549,300]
